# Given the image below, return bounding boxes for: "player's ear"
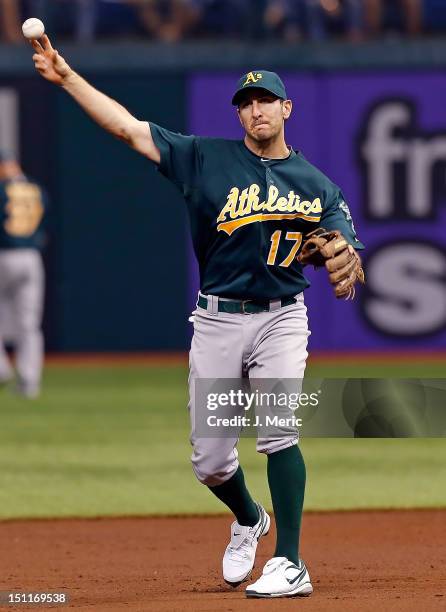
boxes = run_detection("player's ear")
[282,99,292,120]
[236,107,244,126]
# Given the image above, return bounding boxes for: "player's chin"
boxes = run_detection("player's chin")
[250,128,274,142]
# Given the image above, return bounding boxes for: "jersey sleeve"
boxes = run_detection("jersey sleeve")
[321,189,364,250]
[149,122,202,195]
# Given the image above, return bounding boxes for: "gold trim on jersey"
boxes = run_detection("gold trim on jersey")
[218,213,320,236]
[217,184,322,236]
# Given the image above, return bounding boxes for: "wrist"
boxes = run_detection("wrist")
[61,69,77,89]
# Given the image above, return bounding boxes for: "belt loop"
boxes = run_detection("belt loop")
[269,299,281,312]
[207,294,219,315]
[212,295,219,315]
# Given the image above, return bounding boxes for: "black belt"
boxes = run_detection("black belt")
[197,295,296,314]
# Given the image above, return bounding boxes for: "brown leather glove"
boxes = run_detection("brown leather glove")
[297,228,365,299]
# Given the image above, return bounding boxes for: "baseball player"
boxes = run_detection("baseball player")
[0,150,46,398]
[30,36,364,598]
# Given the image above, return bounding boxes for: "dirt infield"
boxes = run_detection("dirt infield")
[0,511,444,612]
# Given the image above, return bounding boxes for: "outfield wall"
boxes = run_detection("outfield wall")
[1,44,445,352]
[1,73,189,351]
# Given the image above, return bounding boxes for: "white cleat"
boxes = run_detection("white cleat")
[223,503,270,586]
[245,556,313,598]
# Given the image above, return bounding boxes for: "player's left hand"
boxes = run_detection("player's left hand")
[297,227,365,299]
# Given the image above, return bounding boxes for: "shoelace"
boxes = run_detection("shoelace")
[227,546,251,562]
[266,558,297,575]
[228,526,258,562]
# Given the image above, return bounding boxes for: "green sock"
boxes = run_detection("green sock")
[208,465,259,527]
[267,444,306,564]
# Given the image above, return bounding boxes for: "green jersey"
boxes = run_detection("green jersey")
[150,123,363,300]
[0,177,47,251]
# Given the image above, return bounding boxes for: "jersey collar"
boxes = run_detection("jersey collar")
[241,141,297,165]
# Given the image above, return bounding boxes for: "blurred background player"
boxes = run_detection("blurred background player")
[0,150,46,398]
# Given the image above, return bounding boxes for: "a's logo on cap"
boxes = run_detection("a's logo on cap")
[243,72,263,87]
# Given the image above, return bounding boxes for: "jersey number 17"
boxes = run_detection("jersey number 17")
[267,231,302,267]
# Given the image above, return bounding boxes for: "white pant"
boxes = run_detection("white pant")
[0,249,44,393]
[188,293,310,486]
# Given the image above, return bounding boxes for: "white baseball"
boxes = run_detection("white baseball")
[22,18,45,40]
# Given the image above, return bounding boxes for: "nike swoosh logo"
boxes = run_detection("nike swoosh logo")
[287,566,306,585]
[233,532,241,536]
[256,510,266,540]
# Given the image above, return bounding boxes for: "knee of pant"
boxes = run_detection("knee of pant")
[191,451,238,487]
[256,436,298,455]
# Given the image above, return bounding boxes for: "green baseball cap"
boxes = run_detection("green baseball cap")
[232,70,287,106]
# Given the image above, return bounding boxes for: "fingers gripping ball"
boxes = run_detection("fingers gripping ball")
[297,227,365,300]
[22,18,45,40]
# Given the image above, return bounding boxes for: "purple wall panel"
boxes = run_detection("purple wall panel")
[188,73,446,351]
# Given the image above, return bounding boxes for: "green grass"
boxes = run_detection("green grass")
[0,361,445,519]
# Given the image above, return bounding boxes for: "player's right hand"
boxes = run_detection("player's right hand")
[31,35,71,86]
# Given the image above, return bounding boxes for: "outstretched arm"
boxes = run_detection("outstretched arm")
[31,35,160,163]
